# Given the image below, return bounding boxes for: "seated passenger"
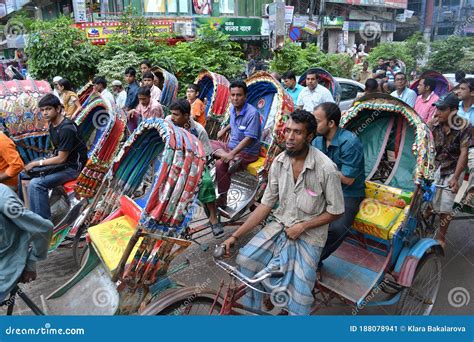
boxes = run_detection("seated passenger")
[142,71,162,104]
[312,103,365,271]
[0,184,53,301]
[168,99,223,237]
[128,87,164,126]
[0,130,24,191]
[186,84,206,128]
[211,81,261,207]
[223,110,344,315]
[19,94,88,220]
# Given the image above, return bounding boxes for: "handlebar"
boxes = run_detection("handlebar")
[213,245,283,291]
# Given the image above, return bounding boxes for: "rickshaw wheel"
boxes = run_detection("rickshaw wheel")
[152,296,222,316]
[72,224,88,268]
[396,252,442,315]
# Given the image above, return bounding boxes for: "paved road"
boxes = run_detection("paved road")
[2,217,472,316]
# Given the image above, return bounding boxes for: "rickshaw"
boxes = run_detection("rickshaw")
[211,71,294,223]
[142,93,445,316]
[0,80,52,163]
[298,68,342,104]
[151,66,178,108]
[195,70,230,139]
[20,118,206,315]
[410,71,451,97]
[47,94,127,253]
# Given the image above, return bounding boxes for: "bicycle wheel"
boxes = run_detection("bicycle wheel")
[396,252,442,315]
[157,296,222,316]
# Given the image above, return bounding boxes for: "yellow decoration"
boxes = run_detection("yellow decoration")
[364,181,413,209]
[89,216,142,273]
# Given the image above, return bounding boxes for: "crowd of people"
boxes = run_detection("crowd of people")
[1,55,473,315]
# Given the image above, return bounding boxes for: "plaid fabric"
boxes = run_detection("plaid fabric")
[236,221,321,315]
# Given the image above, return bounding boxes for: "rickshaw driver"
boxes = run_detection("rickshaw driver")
[0,184,53,302]
[223,110,344,315]
[430,93,471,248]
[211,81,261,208]
[312,102,365,275]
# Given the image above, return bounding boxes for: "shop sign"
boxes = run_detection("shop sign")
[326,0,407,9]
[195,17,262,36]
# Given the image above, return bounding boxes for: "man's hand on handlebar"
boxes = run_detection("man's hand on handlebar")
[222,235,238,257]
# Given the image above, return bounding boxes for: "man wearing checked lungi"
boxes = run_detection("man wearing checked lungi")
[223,110,344,315]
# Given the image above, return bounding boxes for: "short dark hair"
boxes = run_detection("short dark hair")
[455,71,466,83]
[125,67,136,77]
[93,76,107,88]
[289,109,317,136]
[365,78,379,92]
[39,93,61,108]
[378,57,385,61]
[187,84,200,93]
[140,59,152,68]
[137,86,151,97]
[169,99,191,116]
[306,69,318,78]
[421,77,437,92]
[57,78,74,91]
[459,78,474,91]
[142,71,154,80]
[315,102,342,126]
[395,72,406,79]
[229,80,247,95]
[282,71,296,81]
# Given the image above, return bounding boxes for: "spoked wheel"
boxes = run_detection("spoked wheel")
[396,253,442,315]
[156,296,222,316]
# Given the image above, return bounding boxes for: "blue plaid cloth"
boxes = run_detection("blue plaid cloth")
[236,221,321,315]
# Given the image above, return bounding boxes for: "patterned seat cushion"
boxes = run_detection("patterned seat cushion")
[246,156,265,176]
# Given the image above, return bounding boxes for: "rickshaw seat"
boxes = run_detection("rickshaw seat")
[63,180,77,193]
[246,157,265,176]
[88,195,142,273]
[352,181,413,240]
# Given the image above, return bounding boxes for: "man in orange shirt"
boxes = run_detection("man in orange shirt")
[186,84,206,127]
[0,131,24,190]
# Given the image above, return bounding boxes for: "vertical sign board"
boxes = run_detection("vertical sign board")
[268,2,285,50]
[73,0,87,23]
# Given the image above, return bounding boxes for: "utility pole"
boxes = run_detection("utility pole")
[317,0,325,50]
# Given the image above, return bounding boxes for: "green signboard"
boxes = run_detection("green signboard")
[195,17,262,36]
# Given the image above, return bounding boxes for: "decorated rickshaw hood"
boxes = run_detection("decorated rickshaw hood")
[196,69,230,118]
[341,93,436,180]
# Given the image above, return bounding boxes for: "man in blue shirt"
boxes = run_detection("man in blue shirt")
[211,81,262,207]
[0,184,53,301]
[390,72,417,108]
[282,71,304,105]
[124,67,140,132]
[457,78,474,124]
[312,102,365,270]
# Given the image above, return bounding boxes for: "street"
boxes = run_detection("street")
[3,216,472,316]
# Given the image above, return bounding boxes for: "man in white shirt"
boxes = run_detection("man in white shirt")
[111,80,127,109]
[390,72,417,108]
[297,69,335,112]
[93,76,115,110]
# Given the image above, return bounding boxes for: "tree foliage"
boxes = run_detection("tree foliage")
[427,36,474,73]
[25,16,100,88]
[269,41,354,78]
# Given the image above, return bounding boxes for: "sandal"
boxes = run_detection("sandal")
[210,222,224,237]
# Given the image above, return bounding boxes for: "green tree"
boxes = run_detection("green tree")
[367,41,414,73]
[427,36,474,73]
[25,16,100,88]
[96,51,142,86]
